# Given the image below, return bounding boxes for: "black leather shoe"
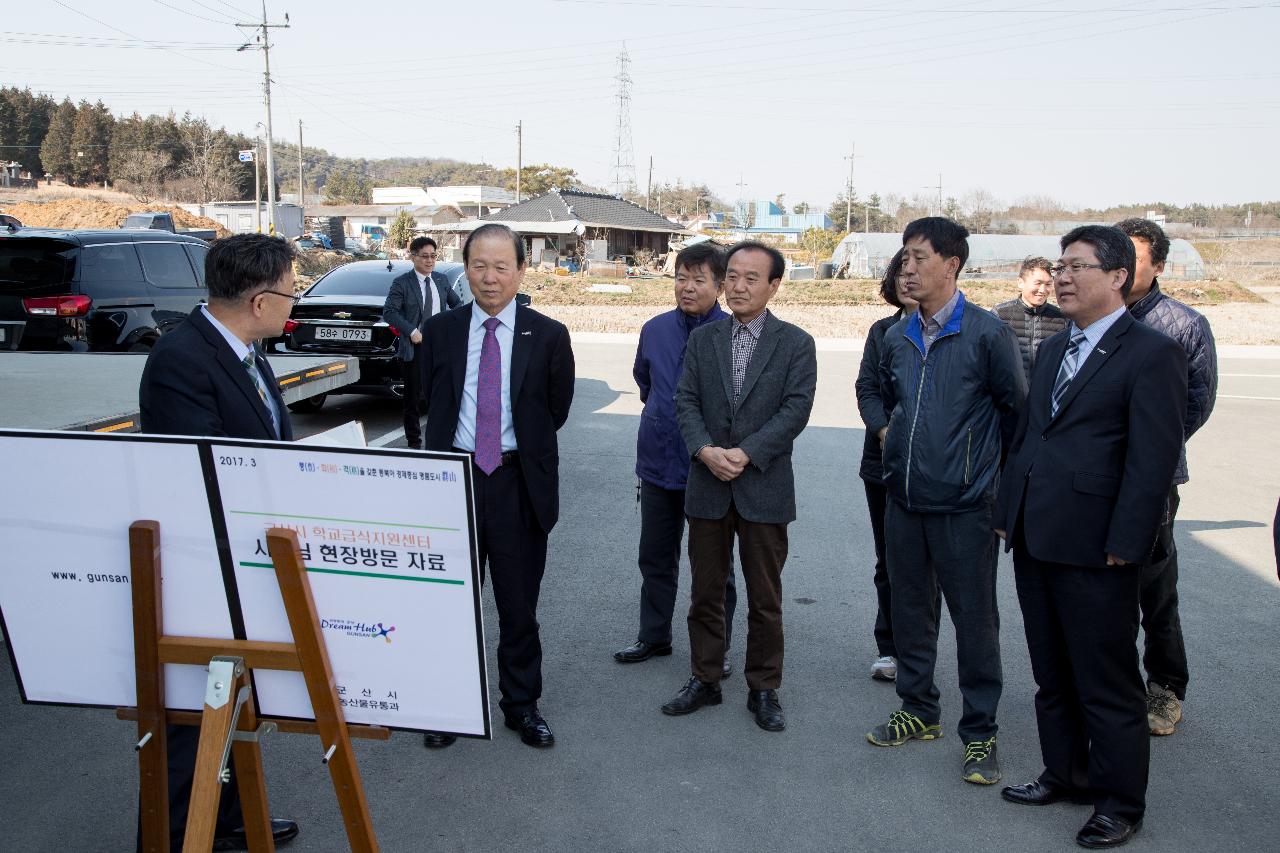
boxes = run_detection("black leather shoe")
[661,676,722,715]
[423,732,457,749]
[504,709,555,747]
[212,818,300,851]
[721,659,733,679]
[747,689,785,731]
[1076,814,1141,849]
[614,640,673,663]
[1001,779,1092,806]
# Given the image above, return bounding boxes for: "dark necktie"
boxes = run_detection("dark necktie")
[1050,329,1088,417]
[474,317,502,474]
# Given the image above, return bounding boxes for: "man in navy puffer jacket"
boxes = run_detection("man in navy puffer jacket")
[614,243,738,672]
[1115,218,1219,737]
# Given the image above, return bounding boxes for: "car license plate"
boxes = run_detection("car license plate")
[315,326,371,342]
[0,327,6,343]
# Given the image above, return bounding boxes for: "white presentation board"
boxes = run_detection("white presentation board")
[0,430,489,738]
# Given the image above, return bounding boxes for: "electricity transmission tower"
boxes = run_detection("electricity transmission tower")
[610,45,637,198]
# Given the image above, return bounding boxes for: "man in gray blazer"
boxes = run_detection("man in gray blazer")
[661,241,817,732]
[384,235,462,448]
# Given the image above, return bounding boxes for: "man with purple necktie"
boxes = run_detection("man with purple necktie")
[418,223,575,748]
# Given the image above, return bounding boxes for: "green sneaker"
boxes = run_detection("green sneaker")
[963,737,1001,785]
[866,710,943,746]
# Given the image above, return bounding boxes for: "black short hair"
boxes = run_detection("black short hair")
[205,233,294,302]
[674,242,726,283]
[408,235,437,255]
[1113,217,1170,266]
[1060,224,1136,298]
[463,223,525,267]
[902,216,969,273]
[726,240,785,282]
[1019,256,1052,278]
[880,248,905,309]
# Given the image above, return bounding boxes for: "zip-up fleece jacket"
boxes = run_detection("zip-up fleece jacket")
[878,291,1027,513]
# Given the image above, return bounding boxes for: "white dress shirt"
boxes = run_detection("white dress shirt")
[200,305,281,437]
[415,270,441,320]
[1069,303,1128,367]
[453,299,518,452]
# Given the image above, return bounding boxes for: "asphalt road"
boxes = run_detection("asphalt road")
[2,336,1277,852]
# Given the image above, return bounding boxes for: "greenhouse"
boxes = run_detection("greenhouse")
[830,232,1208,280]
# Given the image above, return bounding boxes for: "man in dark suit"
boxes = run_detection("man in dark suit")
[995,225,1187,850]
[660,240,817,732]
[419,223,575,748]
[384,235,462,449]
[138,233,299,851]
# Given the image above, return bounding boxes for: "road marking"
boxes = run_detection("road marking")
[370,425,406,447]
[1220,373,1280,378]
[1220,394,1280,401]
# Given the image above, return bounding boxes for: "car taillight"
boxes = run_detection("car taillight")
[388,325,401,337]
[22,294,93,317]
[283,319,300,334]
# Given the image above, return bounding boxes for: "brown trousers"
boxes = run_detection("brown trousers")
[687,502,788,690]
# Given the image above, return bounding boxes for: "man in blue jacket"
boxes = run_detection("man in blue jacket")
[1114,218,1218,737]
[867,217,1026,786]
[614,243,737,673]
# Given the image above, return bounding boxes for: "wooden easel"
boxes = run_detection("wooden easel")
[122,521,388,852]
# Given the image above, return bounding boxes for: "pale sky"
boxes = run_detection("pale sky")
[6,0,1279,211]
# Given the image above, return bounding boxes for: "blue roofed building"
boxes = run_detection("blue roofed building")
[698,200,833,242]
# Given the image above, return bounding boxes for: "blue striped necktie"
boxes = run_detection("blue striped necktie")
[1050,329,1087,417]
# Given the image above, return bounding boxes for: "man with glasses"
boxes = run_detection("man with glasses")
[138,232,300,850]
[995,225,1187,849]
[385,236,462,449]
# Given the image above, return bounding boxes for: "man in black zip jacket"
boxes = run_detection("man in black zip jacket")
[1114,218,1218,737]
[865,217,1026,788]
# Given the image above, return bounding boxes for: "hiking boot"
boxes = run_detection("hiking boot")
[1147,682,1182,736]
[963,737,1001,785]
[865,710,942,746]
[871,655,897,682]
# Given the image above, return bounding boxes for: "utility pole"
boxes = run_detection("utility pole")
[515,120,523,203]
[923,173,943,216]
[297,119,304,208]
[845,142,855,232]
[646,156,653,209]
[238,4,290,235]
[253,136,262,233]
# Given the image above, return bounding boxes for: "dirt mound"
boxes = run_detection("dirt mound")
[3,199,230,237]
[294,249,352,279]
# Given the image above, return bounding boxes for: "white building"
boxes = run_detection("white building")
[371,185,517,217]
[180,201,304,238]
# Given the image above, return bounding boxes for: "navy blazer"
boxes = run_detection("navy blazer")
[139,307,293,441]
[383,269,461,361]
[418,302,575,533]
[995,311,1187,566]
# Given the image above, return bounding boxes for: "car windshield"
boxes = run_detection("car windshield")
[0,238,76,292]
[306,263,407,297]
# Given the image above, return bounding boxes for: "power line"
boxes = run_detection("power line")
[149,0,240,26]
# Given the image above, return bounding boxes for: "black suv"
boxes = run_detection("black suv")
[0,228,209,352]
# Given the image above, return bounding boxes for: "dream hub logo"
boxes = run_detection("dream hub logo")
[321,618,397,643]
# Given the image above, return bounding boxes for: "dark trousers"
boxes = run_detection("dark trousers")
[400,342,425,448]
[637,480,736,648]
[1140,485,1187,699]
[473,456,548,716]
[1013,528,1149,824]
[687,502,787,690]
[136,725,244,852]
[884,498,1002,742]
[863,480,895,658]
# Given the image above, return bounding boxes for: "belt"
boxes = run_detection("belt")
[452,447,519,466]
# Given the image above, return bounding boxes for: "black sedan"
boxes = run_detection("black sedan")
[267,259,470,411]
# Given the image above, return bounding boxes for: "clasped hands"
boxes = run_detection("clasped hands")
[698,445,750,482]
[409,329,423,344]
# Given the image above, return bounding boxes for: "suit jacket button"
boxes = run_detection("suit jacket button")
[1041,434,1047,441]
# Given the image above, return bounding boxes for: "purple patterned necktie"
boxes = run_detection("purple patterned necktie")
[474,316,502,474]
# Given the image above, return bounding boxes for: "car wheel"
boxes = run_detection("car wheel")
[287,393,327,414]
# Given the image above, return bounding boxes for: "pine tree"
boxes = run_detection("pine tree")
[68,101,113,186]
[40,99,76,182]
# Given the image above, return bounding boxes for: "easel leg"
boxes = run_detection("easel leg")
[182,660,241,852]
[232,701,275,852]
[130,520,171,853]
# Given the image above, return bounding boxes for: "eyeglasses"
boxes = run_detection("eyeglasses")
[1049,262,1106,278]
[413,252,437,261]
[257,289,302,305]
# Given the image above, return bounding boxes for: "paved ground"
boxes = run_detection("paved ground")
[2,337,1278,852]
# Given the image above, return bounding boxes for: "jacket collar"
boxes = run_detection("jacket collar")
[189,307,279,438]
[1128,277,1164,319]
[905,290,967,354]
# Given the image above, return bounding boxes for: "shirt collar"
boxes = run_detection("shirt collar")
[1072,304,1127,347]
[733,309,768,340]
[926,288,961,331]
[201,304,252,362]
[470,297,518,331]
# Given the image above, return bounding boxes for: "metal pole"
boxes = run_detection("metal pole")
[515,120,522,204]
[254,137,261,233]
[297,120,304,209]
[261,6,277,235]
[646,156,653,210]
[845,142,854,233]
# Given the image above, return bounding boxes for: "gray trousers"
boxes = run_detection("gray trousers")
[885,498,1002,743]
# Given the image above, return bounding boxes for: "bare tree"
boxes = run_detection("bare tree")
[115,149,172,203]
[177,115,237,204]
